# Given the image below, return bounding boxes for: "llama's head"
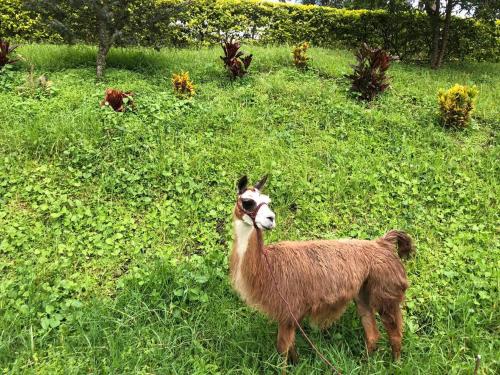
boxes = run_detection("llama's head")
[235,175,275,230]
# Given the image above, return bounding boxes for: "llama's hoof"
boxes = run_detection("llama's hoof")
[288,348,299,365]
[366,342,379,354]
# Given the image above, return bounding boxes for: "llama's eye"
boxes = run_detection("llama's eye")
[242,199,256,211]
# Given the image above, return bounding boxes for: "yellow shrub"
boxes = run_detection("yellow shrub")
[172,71,195,97]
[438,84,478,128]
[292,41,310,69]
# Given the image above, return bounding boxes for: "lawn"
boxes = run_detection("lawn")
[0,45,498,374]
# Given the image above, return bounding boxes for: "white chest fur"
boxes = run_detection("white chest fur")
[233,220,254,302]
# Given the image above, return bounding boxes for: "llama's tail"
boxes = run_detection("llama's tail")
[382,230,415,259]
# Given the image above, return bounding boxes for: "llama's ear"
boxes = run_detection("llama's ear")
[237,175,248,195]
[255,174,268,191]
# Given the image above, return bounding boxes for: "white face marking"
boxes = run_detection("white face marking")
[239,189,275,230]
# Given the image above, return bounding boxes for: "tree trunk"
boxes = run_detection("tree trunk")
[96,11,111,79]
[435,0,454,68]
[429,0,441,69]
[96,43,109,79]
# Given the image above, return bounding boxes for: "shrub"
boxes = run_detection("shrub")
[438,84,478,128]
[292,41,310,69]
[172,71,195,97]
[0,40,18,68]
[347,43,393,101]
[100,88,134,112]
[220,38,253,79]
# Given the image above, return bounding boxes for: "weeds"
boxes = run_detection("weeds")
[17,65,55,98]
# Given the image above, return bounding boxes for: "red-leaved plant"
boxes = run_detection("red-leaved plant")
[220,38,252,79]
[100,88,134,112]
[347,43,394,101]
[0,40,18,68]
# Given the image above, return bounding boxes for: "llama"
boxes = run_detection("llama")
[229,175,414,363]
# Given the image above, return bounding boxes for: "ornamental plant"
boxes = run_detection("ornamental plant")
[438,84,478,128]
[0,40,18,68]
[292,41,310,69]
[347,43,393,101]
[220,38,252,79]
[172,71,195,97]
[100,88,134,112]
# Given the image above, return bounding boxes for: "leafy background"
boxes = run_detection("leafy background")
[1,0,499,61]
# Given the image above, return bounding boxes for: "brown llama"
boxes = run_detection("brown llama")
[229,175,414,363]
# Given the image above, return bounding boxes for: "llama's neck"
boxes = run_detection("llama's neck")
[231,218,266,300]
[233,219,265,255]
[234,219,255,258]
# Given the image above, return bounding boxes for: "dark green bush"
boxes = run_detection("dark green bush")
[2,0,498,62]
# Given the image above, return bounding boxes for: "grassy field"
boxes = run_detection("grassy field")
[0,45,498,374]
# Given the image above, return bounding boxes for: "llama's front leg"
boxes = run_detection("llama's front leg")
[277,322,298,364]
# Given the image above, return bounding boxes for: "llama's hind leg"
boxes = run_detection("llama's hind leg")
[379,303,403,360]
[277,322,298,364]
[355,297,381,354]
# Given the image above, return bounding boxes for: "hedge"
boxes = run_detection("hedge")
[0,0,58,42]
[1,0,498,62]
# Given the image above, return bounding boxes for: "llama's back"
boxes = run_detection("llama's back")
[265,239,380,304]
[265,237,409,320]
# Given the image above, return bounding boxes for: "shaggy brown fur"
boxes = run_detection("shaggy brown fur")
[230,199,414,363]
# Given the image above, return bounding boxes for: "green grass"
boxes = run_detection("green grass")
[0,44,498,374]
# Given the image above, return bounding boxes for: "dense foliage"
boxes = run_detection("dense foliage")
[347,43,393,101]
[438,84,478,128]
[0,44,498,373]
[0,0,55,41]
[2,0,498,62]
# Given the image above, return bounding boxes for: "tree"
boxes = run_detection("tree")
[462,0,499,20]
[421,0,499,69]
[27,0,182,78]
[421,0,452,69]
